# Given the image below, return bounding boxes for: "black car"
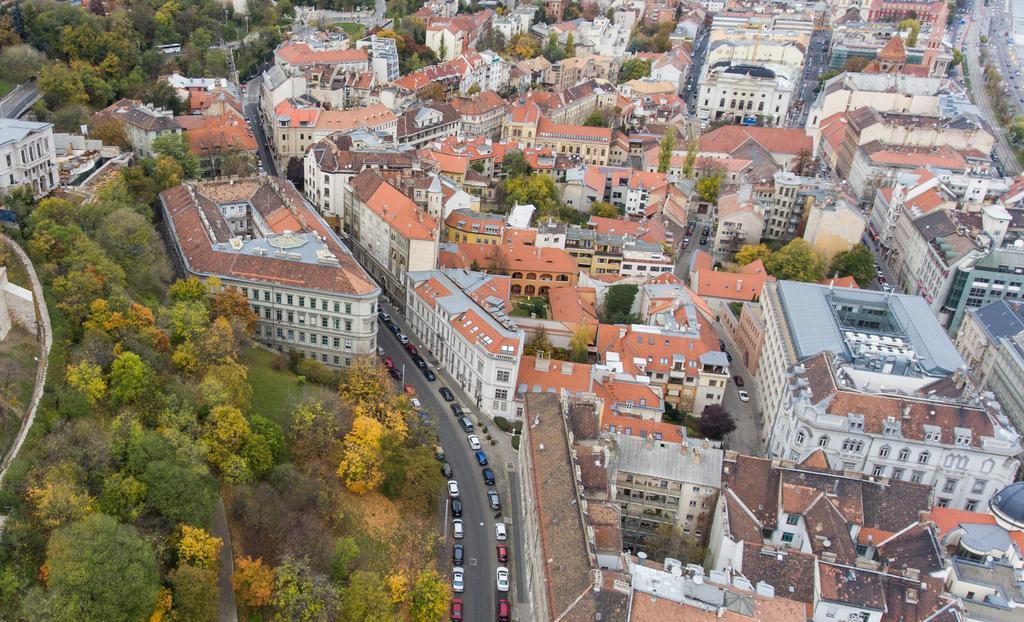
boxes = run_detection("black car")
[439,387,455,402]
[719,339,726,352]
[482,467,495,486]
[699,236,707,245]
[388,367,402,381]
[441,462,453,478]
[423,369,436,381]
[414,357,428,370]
[451,498,462,517]
[388,321,401,334]
[487,490,501,512]
[703,225,711,236]
[451,403,464,417]
[452,543,464,565]
[726,352,733,362]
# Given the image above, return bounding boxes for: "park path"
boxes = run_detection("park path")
[212,499,239,622]
[0,233,52,485]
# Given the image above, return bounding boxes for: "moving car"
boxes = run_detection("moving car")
[451,598,463,622]
[497,543,508,563]
[495,522,507,541]
[496,567,510,592]
[439,387,455,401]
[447,480,460,498]
[738,390,750,402]
[452,567,465,593]
[467,435,482,450]
[488,489,501,511]
[733,375,744,387]
[482,467,495,485]
[475,450,488,466]
[452,543,464,565]
[452,519,464,539]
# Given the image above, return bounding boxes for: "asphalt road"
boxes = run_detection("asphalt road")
[0,82,40,119]
[242,78,280,177]
[683,25,710,109]
[376,304,502,622]
[964,0,1023,173]
[789,29,831,127]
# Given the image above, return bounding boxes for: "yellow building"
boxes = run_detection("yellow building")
[444,208,506,244]
[502,105,613,166]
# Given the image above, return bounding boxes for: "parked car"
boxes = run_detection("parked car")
[441,462,453,478]
[451,598,463,622]
[378,310,391,323]
[495,522,507,541]
[467,435,482,450]
[451,498,462,517]
[482,467,495,485]
[738,390,750,402]
[447,480,460,498]
[388,367,402,380]
[439,387,455,401]
[388,321,401,334]
[699,236,707,245]
[423,369,436,381]
[451,403,465,417]
[496,567,509,592]
[725,352,733,362]
[452,543,464,565]
[497,599,511,622]
[452,519,464,539]
[383,356,394,369]
[733,375,744,387]
[452,567,465,593]
[434,445,446,461]
[718,339,726,352]
[376,346,385,357]
[475,450,488,466]
[410,397,421,409]
[405,343,418,356]
[488,489,501,511]
[459,417,474,433]
[497,543,508,563]
[415,358,428,370]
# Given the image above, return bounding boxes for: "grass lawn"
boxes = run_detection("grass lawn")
[242,346,338,431]
[0,326,40,459]
[338,22,366,41]
[0,80,12,100]
[510,296,549,319]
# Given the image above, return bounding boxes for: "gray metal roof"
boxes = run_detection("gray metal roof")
[0,119,52,146]
[611,435,722,487]
[970,300,1024,343]
[775,281,965,377]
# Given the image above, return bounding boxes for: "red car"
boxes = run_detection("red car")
[497,543,508,563]
[497,599,511,622]
[382,356,394,369]
[405,342,418,356]
[451,598,463,621]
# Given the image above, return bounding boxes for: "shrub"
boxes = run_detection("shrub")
[493,416,510,432]
[511,436,520,450]
[271,353,291,372]
[294,358,341,387]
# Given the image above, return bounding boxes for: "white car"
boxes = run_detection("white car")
[453,519,464,539]
[496,566,510,592]
[398,333,410,344]
[452,567,465,593]
[738,390,750,403]
[447,480,460,498]
[495,522,508,541]
[410,397,422,409]
[467,435,482,450]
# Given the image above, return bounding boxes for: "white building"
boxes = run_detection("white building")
[768,351,1021,511]
[355,35,400,83]
[0,120,58,197]
[160,177,380,367]
[405,269,523,419]
[697,63,796,126]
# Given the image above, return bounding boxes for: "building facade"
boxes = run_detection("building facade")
[0,120,58,197]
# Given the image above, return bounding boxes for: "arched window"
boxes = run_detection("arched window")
[897,448,910,462]
[795,431,806,445]
[818,435,829,448]
[879,445,891,458]
[982,459,994,473]
[918,451,930,464]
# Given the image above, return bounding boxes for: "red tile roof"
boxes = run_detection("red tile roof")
[276,43,368,66]
[700,125,812,157]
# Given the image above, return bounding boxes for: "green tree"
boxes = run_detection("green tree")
[658,127,676,173]
[169,564,219,622]
[339,570,399,622]
[828,244,876,287]
[330,536,360,583]
[37,61,88,108]
[696,173,722,203]
[589,201,619,218]
[44,514,160,622]
[0,43,45,84]
[897,19,921,47]
[141,460,217,526]
[271,557,342,622]
[735,244,772,265]
[618,58,651,82]
[152,132,200,179]
[682,139,698,178]
[569,324,592,363]
[109,351,156,406]
[602,284,639,324]
[502,149,531,178]
[98,471,147,522]
[504,174,560,219]
[410,570,450,622]
[764,239,827,283]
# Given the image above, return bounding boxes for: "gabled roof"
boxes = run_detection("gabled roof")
[700,126,812,157]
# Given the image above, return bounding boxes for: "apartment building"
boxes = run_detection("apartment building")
[345,170,438,308]
[942,239,1024,336]
[0,120,58,197]
[424,11,492,62]
[355,35,399,82]
[698,125,812,171]
[273,43,369,75]
[267,100,398,169]
[450,91,506,139]
[756,280,970,446]
[395,104,461,149]
[303,134,416,230]
[610,434,722,551]
[502,105,613,166]
[438,241,577,296]
[92,99,182,159]
[444,208,505,244]
[405,269,522,418]
[713,190,764,259]
[769,351,1021,510]
[159,177,380,367]
[803,196,866,260]
[955,300,1024,387]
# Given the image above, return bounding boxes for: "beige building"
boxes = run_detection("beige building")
[267,100,398,169]
[502,107,613,166]
[345,170,439,308]
[713,190,764,259]
[802,197,865,260]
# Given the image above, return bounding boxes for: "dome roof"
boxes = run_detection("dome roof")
[990,482,1024,526]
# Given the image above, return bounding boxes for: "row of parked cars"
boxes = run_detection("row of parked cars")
[380,306,512,621]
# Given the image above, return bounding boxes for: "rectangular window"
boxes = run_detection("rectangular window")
[495,389,508,400]
[781,532,794,543]
[334,318,340,330]
[333,337,340,348]
[334,302,341,313]
[943,479,958,493]
[264,291,270,302]
[275,293,282,304]
[286,295,293,305]
[298,296,305,307]
[321,336,328,346]
[965,500,978,512]
[344,339,352,350]
[496,370,511,383]
[786,514,799,525]
[345,302,352,314]
[345,319,352,331]
[310,298,316,309]
[322,317,328,328]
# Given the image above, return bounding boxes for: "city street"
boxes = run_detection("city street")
[243,76,280,177]
[789,29,831,127]
[376,300,522,622]
[683,24,710,110]
[715,322,761,455]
